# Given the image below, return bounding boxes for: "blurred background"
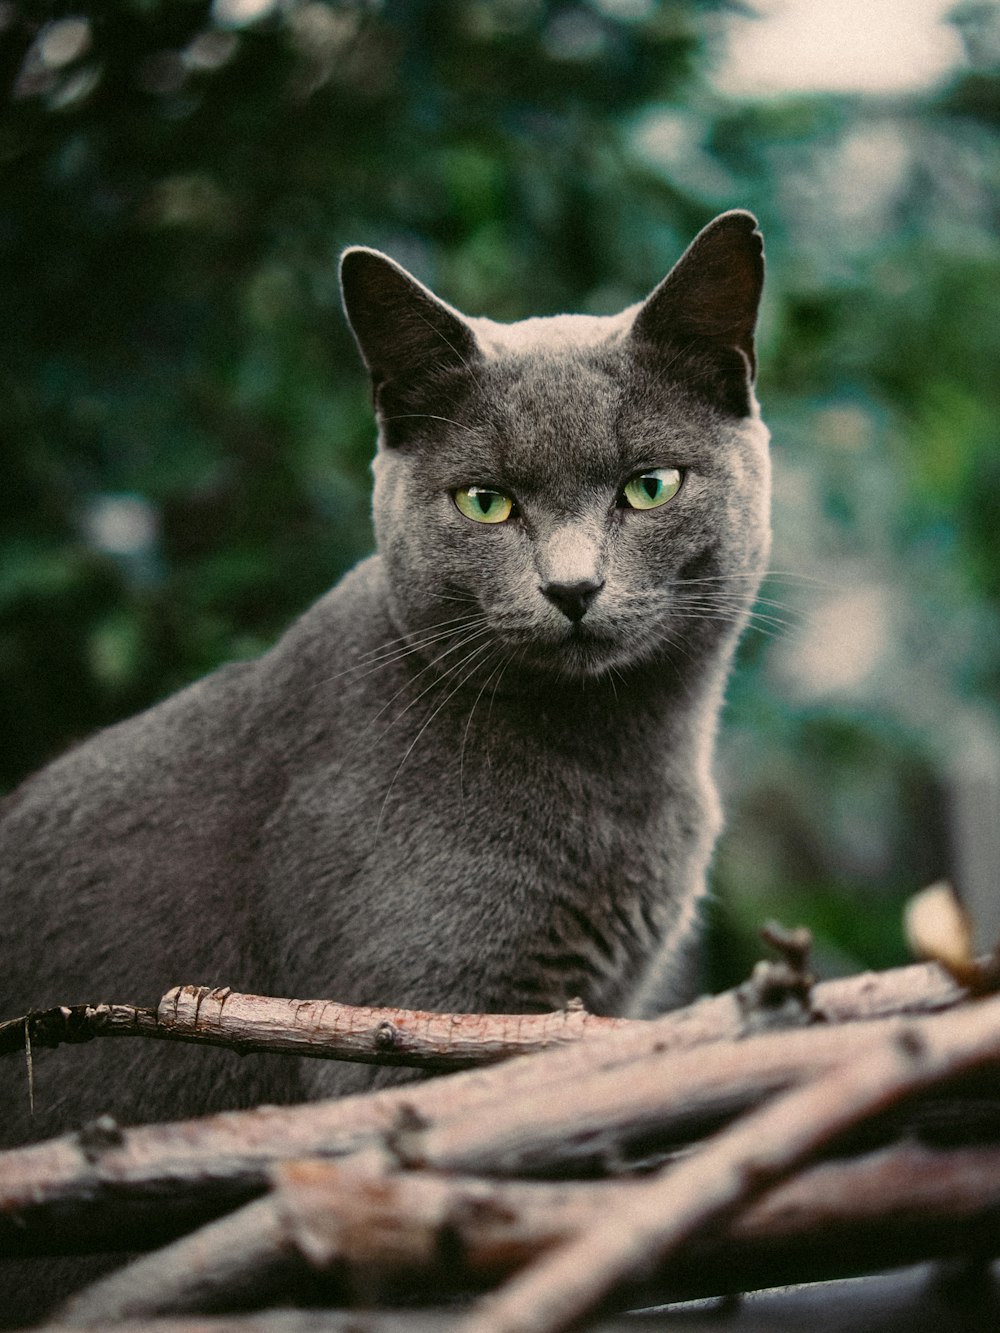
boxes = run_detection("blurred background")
[1,0,998,989]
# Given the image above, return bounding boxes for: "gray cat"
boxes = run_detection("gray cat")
[0,210,769,1153]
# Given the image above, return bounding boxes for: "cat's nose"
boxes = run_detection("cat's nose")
[540,578,605,623]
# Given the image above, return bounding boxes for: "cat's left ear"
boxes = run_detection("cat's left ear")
[630,211,764,416]
[340,247,480,413]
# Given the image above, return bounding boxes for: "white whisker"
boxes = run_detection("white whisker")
[353,611,484,661]
[459,649,507,814]
[316,622,495,788]
[317,613,489,691]
[350,616,487,674]
[370,623,495,742]
[485,650,520,769]
[374,639,495,845]
[384,413,480,437]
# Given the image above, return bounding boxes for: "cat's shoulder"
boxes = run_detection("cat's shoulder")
[257,552,393,695]
[0,554,391,837]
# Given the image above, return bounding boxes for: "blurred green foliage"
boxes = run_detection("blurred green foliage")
[2,0,998,987]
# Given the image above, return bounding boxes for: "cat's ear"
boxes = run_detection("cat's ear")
[630,211,764,416]
[339,248,480,413]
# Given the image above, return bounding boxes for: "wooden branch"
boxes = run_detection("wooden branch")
[275,1144,1000,1301]
[389,1003,982,1178]
[55,1140,1000,1322]
[35,1271,1000,1333]
[0,959,967,1070]
[56,1195,293,1323]
[461,990,1000,1333]
[5,957,1000,1328]
[0,964,981,1248]
[0,988,628,1070]
[0,1012,931,1246]
[35,1277,1000,1333]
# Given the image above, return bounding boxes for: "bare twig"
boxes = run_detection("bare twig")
[275,1144,1000,1302]
[0,989,628,1069]
[0,960,968,1070]
[461,990,1000,1333]
[56,1195,293,1322]
[392,1005,968,1177]
[0,965,979,1246]
[0,1013,931,1244]
[5,958,1000,1329]
[56,1138,1000,1322]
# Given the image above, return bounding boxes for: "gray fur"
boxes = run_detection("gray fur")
[0,211,770,1155]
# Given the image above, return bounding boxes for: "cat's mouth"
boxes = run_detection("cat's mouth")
[506,617,631,678]
[564,619,610,646]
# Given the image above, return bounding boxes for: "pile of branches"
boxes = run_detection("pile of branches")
[3,923,1000,1331]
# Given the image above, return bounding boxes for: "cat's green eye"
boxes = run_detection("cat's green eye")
[454,486,514,524]
[621,467,683,511]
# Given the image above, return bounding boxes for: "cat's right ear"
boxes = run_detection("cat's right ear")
[630,211,764,417]
[339,248,480,418]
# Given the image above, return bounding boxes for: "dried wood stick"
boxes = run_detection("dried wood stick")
[393,1009,932,1176]
[56,1138,1000,1321]
[461,990,1000,1333]
[0,997,986,1246]
[56,1195,292,1323]
[0,990,628,1069]
[35,1315,645,1333]
[1,952,975,1248]
[0,1006,937,1245]
[0,959,967,1068]
[33,1279,1000,1333]
[47,1318,482,1333]
[278,1144,1000,1301]
[159,988,630,1067]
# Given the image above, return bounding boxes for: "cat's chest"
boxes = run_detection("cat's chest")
[283,684,694,1004]
[331,681,677,876]
[260,612,708,1013]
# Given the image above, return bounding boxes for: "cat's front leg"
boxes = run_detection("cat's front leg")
[623,884,705,1018]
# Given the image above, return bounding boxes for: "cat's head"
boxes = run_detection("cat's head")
[340,212,771,686]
